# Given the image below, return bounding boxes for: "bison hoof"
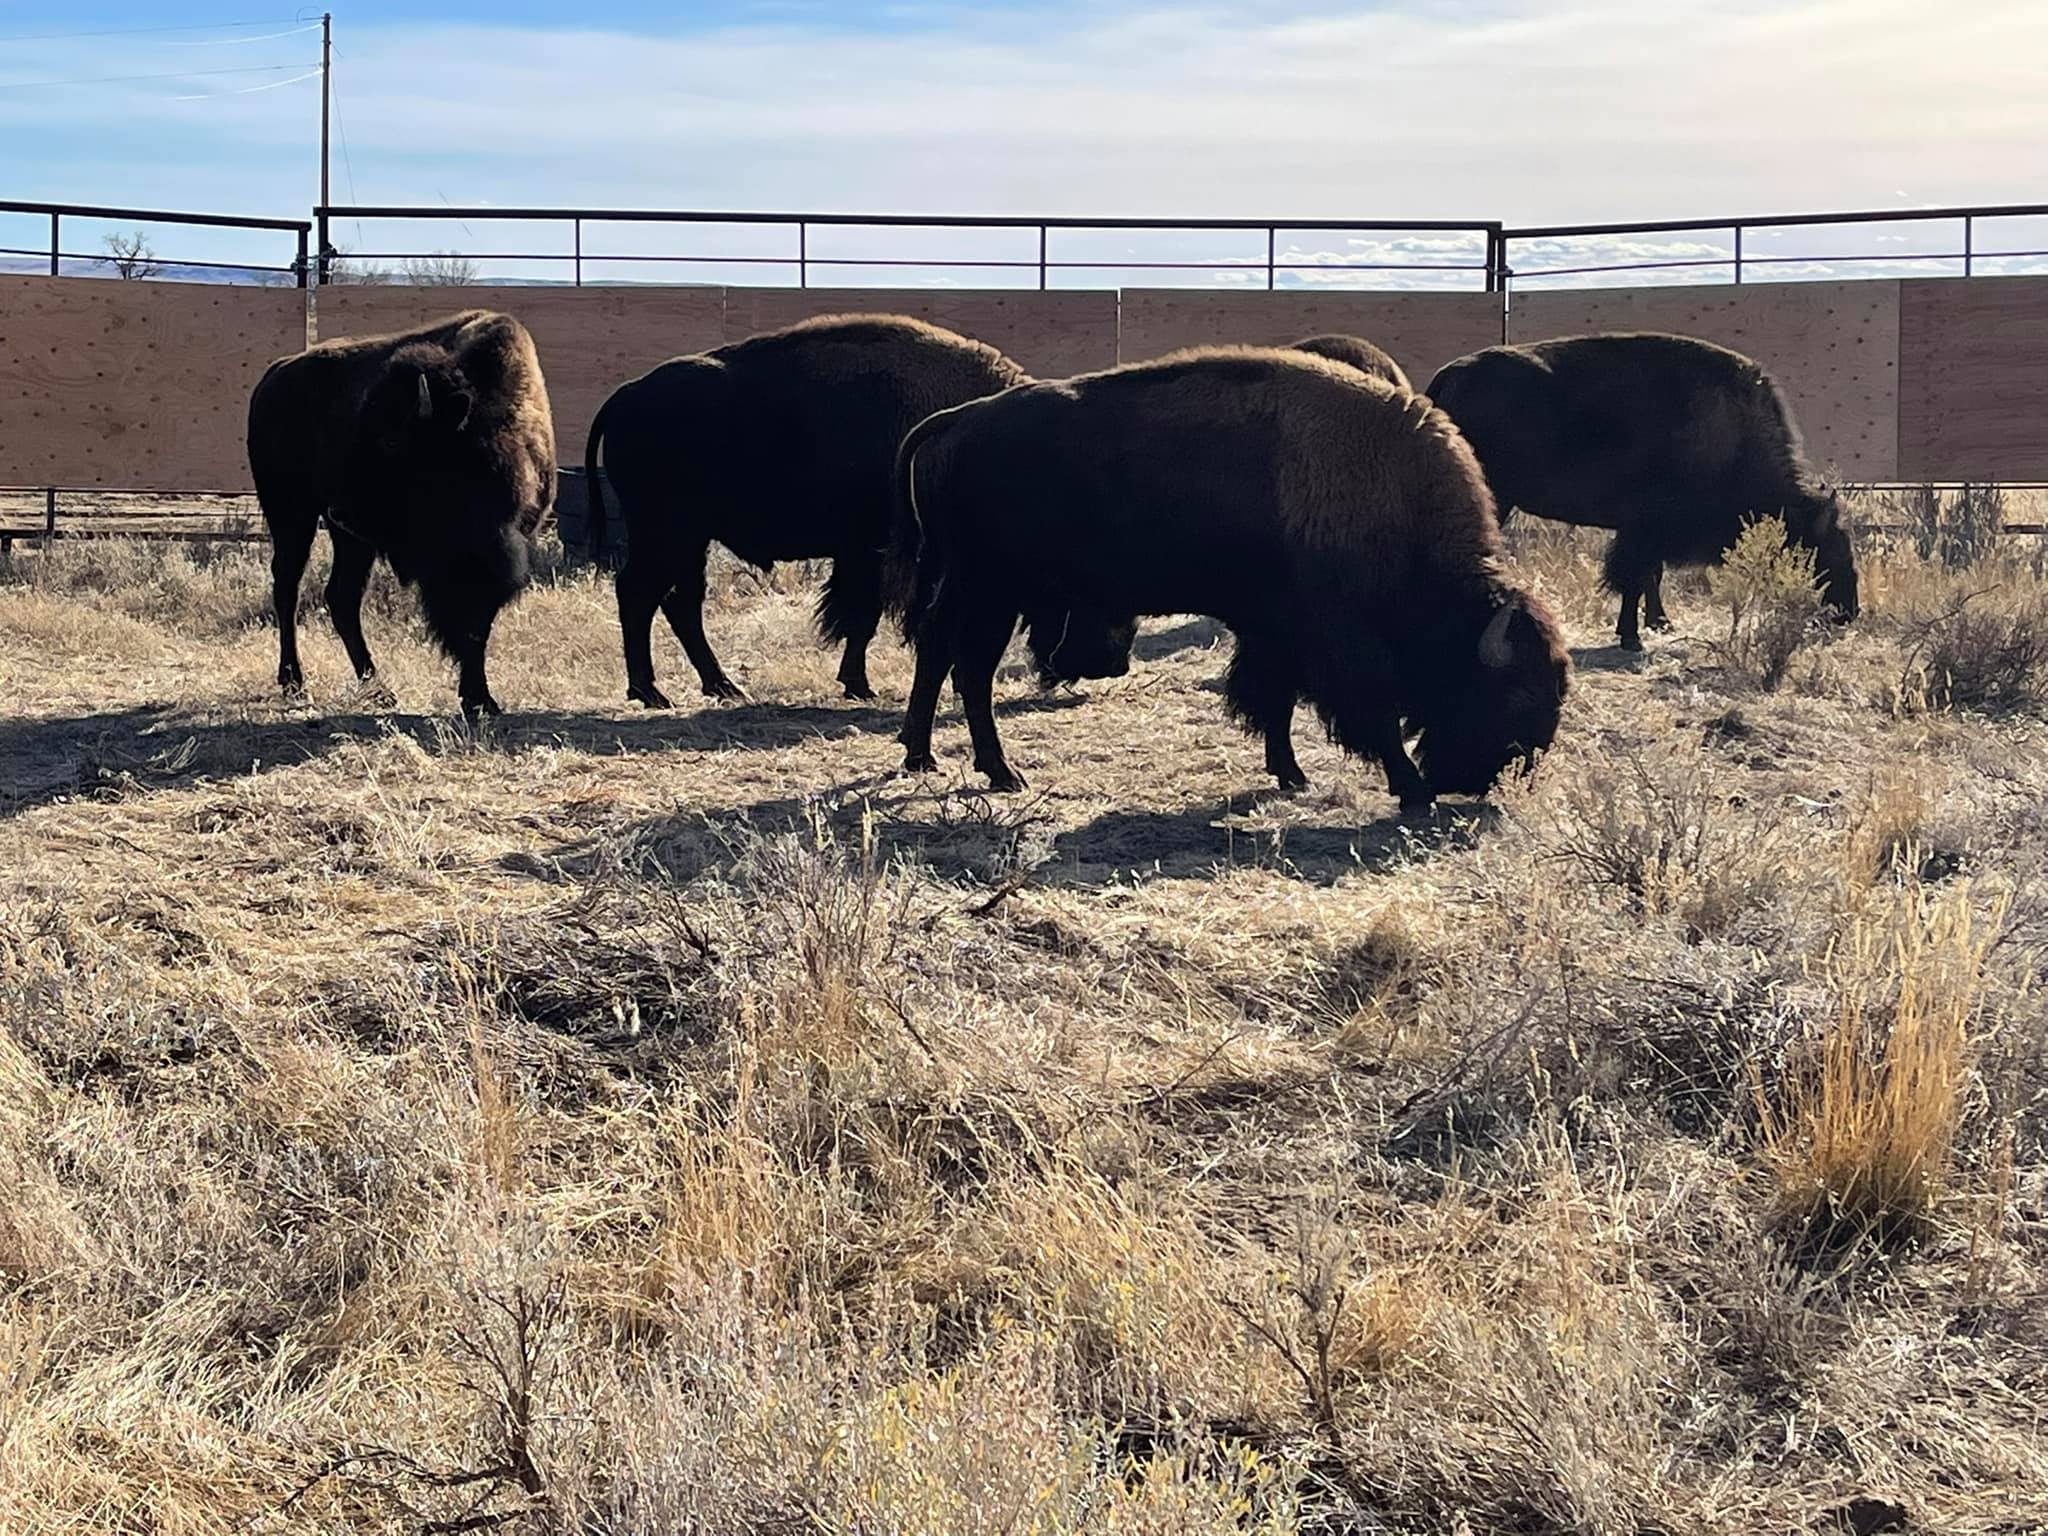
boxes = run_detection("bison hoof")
[629,684,673,710]
[1271,769,1310,793]
[981,765,1029,793]
[1398,797,1437,821]
[841,678,877,703]
[462,694,503,723]
[898,750,939,776]
[1617,634,1644,653]
[702,677,749,702]
[1645,614,1674,633]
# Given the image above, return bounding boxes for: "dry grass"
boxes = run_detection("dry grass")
[2,521,2047,1534]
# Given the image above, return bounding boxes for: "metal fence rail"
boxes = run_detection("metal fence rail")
[315,205,1506,290]
[0,198,312,285]
[1499,202,2048,286]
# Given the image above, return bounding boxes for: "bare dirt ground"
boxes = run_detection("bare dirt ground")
[2,510,2046,1534]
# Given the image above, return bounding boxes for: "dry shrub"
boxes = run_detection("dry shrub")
[1540,743,1798,940]
[1901,598,2048,716]
[1757,882,2005,1247]
[1705,517,1826,689]
[1840,768,1942,898]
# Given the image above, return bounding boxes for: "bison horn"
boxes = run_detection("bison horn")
[1478,604,1516,668]
[416,373,434,420]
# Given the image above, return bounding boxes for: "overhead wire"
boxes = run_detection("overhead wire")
[174,66,321,99]
[0,62,316,91]
[0,18,303,45]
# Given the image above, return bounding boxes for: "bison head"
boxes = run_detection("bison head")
[362,346,476,456]
[1413,595,1570,797]
[1802,489,1860,621]
[1025,607,1138,687]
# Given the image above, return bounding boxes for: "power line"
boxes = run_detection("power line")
[0,61,315,91]
[174,66,321,99]
[166,24,323,47]
[0,18,301,45]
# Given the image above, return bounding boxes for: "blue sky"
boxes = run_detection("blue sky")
[4,2,2045,281]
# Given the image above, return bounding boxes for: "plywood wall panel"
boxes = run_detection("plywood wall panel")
[1898,276,2048,481]
[0,275,307,492]
[722,288,1119,379]
[1115,291,1503,389]
[313,284,727,460]
[1508,281,1900,481]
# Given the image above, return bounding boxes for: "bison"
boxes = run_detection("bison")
[1290,333,1411,391]
[583,313,1133,708]
[249,309,555,718]
[893,347,1569,811]
[1425,332,1859,650]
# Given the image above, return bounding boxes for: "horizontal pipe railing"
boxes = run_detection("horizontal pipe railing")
[0,197,310,232]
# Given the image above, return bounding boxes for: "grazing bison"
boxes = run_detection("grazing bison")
[894,348,1569,810]
[1425,332,1859,650]
[249,309,555,718]
[1290,333,1412,392]
[584,313,1133,707]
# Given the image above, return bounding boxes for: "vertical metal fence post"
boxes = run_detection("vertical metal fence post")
[1038,225,1048,290]
[44,489,57,544]
[574,217,583,287]
[1964,215,1973,277]
[1266,228,1276,291]
[798,222,807,289]
[316,209,330,284]
[1733,224,1743,284]
[295,228,309,288]
[48,212,59,276]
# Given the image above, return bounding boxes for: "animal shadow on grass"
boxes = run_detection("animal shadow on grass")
[0,699,902,821]
[1570,642,1654,673]
[523,775,1497,893]
[1132,615,1227,663]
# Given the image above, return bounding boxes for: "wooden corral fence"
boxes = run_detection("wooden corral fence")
[7,271,2048,536]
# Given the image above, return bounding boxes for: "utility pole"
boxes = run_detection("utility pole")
[317,12,333,284]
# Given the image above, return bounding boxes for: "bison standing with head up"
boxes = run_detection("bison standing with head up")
[583,313,1134,708]
[894,348,1569,812]
[249,309,556,718]
[1425,332,1859,650]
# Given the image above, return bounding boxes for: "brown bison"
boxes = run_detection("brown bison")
[249,309,555,718]
[1291,333,1412,391]
[893,348,1570,810]
[583,313,1134,707]
[1425,332,1858,649]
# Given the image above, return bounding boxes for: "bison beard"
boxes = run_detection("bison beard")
[582,313,1137,710]
[249,311,555,719]
[893,348,1570,811]
[1425,332,1860,650]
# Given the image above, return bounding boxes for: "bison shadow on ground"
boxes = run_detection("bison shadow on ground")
[0,699,909,821]
[516,774,1496,893]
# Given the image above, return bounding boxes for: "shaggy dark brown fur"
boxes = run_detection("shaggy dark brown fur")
[585,313,1131,707]
[1290,333,1412,392]
[1426,332,1859,649]
[248,309,555,718]
[894,346,1569,808]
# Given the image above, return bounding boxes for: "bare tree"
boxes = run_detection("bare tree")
[323,242,393,286]
[101,230,161,280]
[401,251,481,286]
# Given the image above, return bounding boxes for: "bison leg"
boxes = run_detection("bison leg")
[1603,530,1658,651]
[897,636,952,774]
[324,529,380,684]
[953,607,1024,792]
[265,510,317,698]
[1225,636,1308,791]
[1363,715,1434,817]
[615,556,676,709]
[654,542,745,701]
[1643,564,1673,632]
[819,552,883,702]
[421,580,504,721]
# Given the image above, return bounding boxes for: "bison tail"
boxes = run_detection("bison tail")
[886,406,962,637]
[582,390,616,571]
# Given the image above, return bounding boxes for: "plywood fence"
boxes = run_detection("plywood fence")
[5,273,2048,494]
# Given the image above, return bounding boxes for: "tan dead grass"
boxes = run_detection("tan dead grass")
[1,526,2045,1533]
